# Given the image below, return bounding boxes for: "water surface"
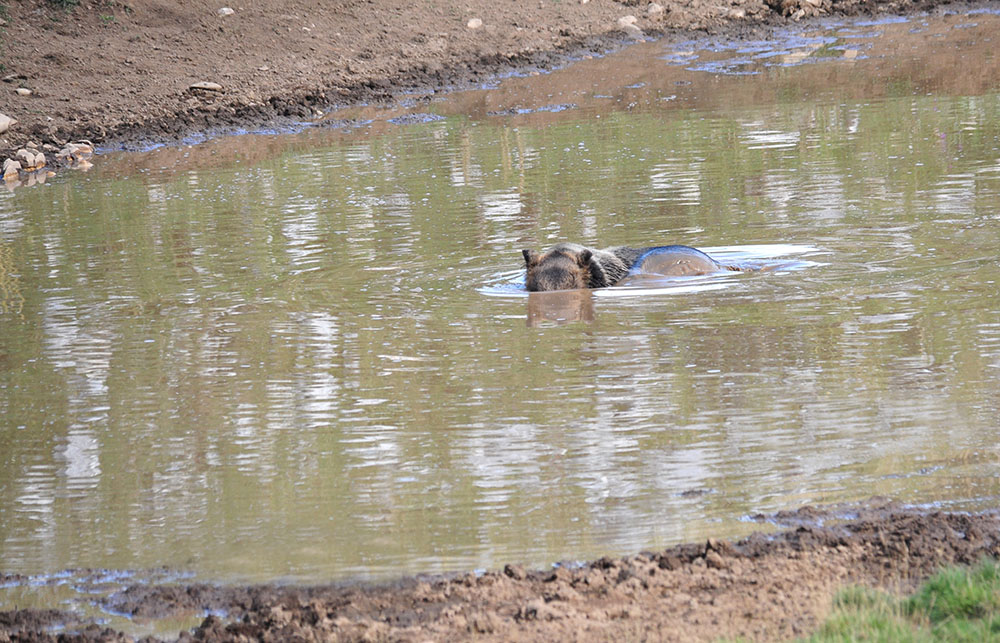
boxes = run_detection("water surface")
[2,8,1000,604]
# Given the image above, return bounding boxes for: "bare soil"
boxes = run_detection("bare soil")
[0,0,968,160]
[3,502,1000,641]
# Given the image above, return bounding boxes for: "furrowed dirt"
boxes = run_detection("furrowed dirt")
[3,503,1000,641]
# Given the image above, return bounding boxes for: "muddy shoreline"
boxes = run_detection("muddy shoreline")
[3,503,1000,641]
[0,0,979,166]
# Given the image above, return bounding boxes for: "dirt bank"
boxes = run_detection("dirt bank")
[3,503,999,641]
[0,0,970,165]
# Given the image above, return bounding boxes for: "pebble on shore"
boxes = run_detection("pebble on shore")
[2,140,96,190]
[0,112,15,134]
[617,15,643,38]
[3,158,22,181]
[15,148,46,171]
[190,81,224,92]
[55,141,95,166]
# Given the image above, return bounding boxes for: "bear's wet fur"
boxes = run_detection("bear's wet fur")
[522,243,735,291]
[522,243,631,292]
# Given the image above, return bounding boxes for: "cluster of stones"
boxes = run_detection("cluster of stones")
[617,4,664,38]
[3,146,46,180]
[3,143,94,191]
[1,111,96,188]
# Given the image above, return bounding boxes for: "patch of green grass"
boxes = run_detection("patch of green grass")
[806,559,1000,642]
[47,0,79,8]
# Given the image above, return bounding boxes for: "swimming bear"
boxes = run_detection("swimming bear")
[521,242,737,291]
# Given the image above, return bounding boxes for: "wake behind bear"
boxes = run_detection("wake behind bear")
[522,243,739,292]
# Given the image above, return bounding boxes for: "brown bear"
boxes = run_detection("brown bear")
[522,243,735,291]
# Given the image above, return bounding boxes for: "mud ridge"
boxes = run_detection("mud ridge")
[3,503,999,641]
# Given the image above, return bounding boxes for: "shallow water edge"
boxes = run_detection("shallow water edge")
[1,0,993,160]
[3,501,999,642]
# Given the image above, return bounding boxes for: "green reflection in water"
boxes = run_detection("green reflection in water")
[2,16,1000,587]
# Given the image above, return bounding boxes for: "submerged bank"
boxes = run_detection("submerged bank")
[3,503,1000,641]
[0,0,976,163]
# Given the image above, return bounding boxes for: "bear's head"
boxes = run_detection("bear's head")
[522,244,594,292]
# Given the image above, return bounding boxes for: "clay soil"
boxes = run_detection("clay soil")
[4,0,1000,641]
[0,0,972,159]
[4,503,1000,641]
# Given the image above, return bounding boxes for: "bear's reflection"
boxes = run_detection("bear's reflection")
[526,289,595,327]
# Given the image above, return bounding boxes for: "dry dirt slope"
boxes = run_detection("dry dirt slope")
[0,0,961,158]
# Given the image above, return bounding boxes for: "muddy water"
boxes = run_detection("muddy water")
[2,8,1000,608]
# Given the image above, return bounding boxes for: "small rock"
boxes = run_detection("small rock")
[14,149,33,165]
[14,149,45,171]
[0,112,15,134]
[504,564,527,580]
[57,140,96,168]
[3,158,21,180]
[467,18,482,29]
[617,16,643,38]
[189,81,223,92]
[621,23,643,38]
[217,7,234,16]
[658,555,681,570]
[15,88,31,96]
[705,550,727,569]
[647,2,665,15]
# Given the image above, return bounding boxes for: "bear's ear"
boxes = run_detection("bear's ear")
[577,249,593,267]
[522,249,539,267]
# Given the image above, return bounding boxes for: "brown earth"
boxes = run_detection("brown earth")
[3,502,1000,641]
[0,0,972,164]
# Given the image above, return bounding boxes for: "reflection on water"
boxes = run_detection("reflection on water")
[2,8,1000,596]
[527,290,596,326]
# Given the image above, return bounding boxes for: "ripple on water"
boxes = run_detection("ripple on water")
[478,245,823,298]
